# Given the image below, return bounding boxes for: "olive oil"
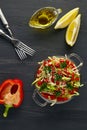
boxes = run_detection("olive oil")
[29,7,62,29]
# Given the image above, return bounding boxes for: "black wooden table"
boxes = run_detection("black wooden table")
[0,0,87,130]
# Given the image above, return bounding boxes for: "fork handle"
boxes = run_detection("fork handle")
[0,9,13,37]
[0,29,13,41]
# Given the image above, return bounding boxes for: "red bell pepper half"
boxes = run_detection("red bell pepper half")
[0,79,24,117]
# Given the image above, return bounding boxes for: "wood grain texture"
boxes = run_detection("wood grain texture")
[0,0,87,130]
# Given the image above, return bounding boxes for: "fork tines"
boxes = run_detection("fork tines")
[17,41,36,56]
[15,48,27,60]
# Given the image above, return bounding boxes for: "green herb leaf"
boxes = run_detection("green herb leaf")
[55,91,61,97]
[60,61,67,68]
[55,73,62,81]
[67,83,73,90]
[44,66,51,73]
[39,82,47,92]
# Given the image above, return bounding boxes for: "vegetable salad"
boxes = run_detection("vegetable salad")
[32,56,83,102]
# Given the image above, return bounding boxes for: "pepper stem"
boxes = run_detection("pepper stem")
[3,104,12,117]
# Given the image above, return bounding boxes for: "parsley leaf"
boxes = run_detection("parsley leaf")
[39,83,48,92]
[44,66,51,73]
[55,73,62,81]
[66,83,73,90]
[55,91,61,97]
[60,61,67,68]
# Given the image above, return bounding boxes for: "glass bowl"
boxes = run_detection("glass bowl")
[32,53,83,107]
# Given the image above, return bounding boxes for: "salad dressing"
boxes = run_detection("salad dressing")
[29,7,62,29]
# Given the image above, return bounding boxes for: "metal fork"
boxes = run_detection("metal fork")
[10,34,28,60]
[15,48,27,60]
[0,29,35,56]
[0,8,28,60]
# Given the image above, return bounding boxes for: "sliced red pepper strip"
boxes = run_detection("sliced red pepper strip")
[41,92,56,100]
[0,99,4,104]
[41,92,70,102]
[0,79,24,117]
